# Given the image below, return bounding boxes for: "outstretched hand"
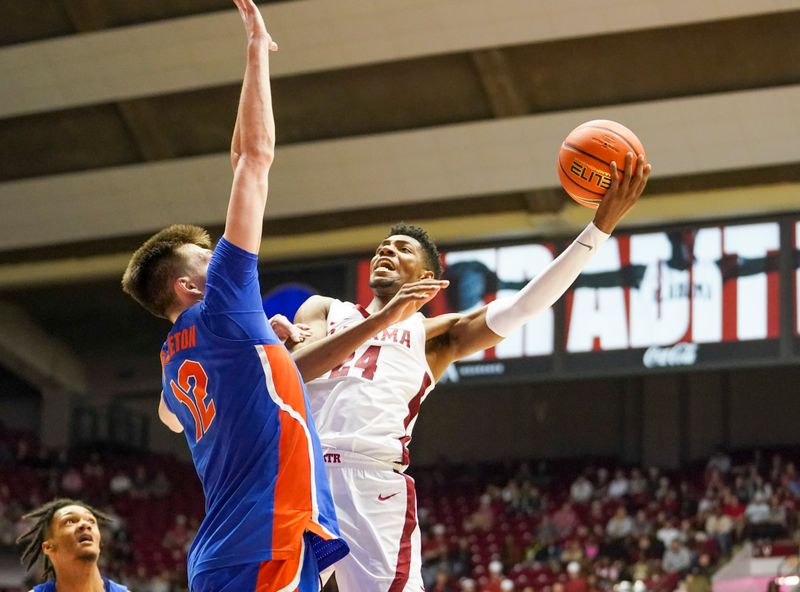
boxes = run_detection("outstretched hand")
[376,279,449,326]
[593,152,651,234]
[232,0,278,51]
[270,315,312,343]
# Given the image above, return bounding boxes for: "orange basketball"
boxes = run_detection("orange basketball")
[557,120,645,209]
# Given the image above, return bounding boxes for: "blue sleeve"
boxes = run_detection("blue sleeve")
[201,237,279,342]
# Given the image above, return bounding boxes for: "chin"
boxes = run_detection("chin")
[369,277,396,290]
[77,549,100,562]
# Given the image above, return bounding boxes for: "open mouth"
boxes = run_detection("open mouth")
[77,533,94,544]
[373,258,396,272]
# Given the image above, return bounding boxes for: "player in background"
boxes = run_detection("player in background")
[17,498,128,592]
[121,1,347,590]
[288,154,651,591]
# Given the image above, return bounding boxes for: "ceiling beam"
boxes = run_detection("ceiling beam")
[56,0,177,161]
[1,84,798,251]
[0,300,87,393]
[1,1,798,118]
[471,48,563,214]
[58,0,111,32]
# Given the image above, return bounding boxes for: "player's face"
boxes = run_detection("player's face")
[369,235,431,293]
[44,505,102,564]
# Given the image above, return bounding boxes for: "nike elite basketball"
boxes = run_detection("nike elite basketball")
[557,119,646,209]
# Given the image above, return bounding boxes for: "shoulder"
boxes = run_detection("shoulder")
[295,295,336,320]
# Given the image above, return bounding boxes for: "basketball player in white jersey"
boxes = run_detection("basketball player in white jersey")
[288,153,651,591]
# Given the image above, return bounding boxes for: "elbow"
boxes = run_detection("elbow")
[238,146,275,169]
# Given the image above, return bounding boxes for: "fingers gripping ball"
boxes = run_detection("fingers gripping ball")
[557,120,646,209]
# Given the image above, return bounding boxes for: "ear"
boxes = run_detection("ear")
[174,276,203,300]
[42,540,54,556]
[419,269,434,280]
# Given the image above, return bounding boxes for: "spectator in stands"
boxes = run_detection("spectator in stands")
[608,470,630,499]
[606,506,634,540]
[706,448,731,474]
[781,462,800,498]
[655,518,683,548]
[571,474,594,504]
[560,539,585,564]
[483,560,505,592]
[722,491,745,538]
[464,493,495,532]
[129,464,150,499]
[704,505,734,554]
[502,479,522,512]
[0,504,17,546]
[148,569,172,592]
[519,482,544,515]
[628,469,648,498]
[150,470,172,498]
[763,495,789,539]
[448,536,472,579]
[630,509,653,538]
[108,469,132,496]
[60,467,83,495]
[502,533,524,569]
[744,491,771,537]
[564,560,589,592]
[162,514,190,551]
[552,502,580,539]
[459,577,476,592]
[431,569,456,592]
[595,468,610,499]
[82,453,105,487]
[662,539,692,574]
[422,524,449,587]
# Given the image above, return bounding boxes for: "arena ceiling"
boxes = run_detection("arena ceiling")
[0,0,799,396]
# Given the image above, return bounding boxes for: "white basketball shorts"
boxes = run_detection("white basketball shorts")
[320,449,424,592]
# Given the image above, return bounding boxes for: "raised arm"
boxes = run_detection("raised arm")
[426,153,651,376]
[224,0,278,254]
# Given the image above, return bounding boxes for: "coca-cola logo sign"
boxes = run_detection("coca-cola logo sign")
[642,343,699,368]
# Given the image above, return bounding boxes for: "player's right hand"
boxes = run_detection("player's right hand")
[377,279,449,325]
[593,152,651,234]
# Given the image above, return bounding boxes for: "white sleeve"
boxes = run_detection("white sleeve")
[485,222,609,337]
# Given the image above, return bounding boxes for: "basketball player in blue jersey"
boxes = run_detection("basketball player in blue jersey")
[17,499,128,592]
[288,154,650,591]
[121,1,347,590]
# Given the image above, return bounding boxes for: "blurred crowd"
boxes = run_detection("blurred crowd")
[414,448,798,592]
[1,421,799,592]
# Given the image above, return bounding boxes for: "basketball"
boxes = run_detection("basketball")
[557,119,646,209]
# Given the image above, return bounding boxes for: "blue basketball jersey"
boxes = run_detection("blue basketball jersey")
[160,237,346,585]
[33,577,127,592]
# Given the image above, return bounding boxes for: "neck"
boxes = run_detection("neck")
[167,303,190,324]
[53,562,104,592]
[366,293,392,314]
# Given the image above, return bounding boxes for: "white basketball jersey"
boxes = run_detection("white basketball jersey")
[305,300,435,467]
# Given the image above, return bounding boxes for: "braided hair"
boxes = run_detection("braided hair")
[16,498,113,581]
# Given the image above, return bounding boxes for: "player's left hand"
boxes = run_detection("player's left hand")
[593,152,651,234]
[269,315,312,343]
[232,0,279,51]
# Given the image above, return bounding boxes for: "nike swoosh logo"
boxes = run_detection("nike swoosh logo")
[378,492,401,501]
[576,240,593,251]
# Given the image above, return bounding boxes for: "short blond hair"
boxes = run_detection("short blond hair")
[122,224,212,318]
